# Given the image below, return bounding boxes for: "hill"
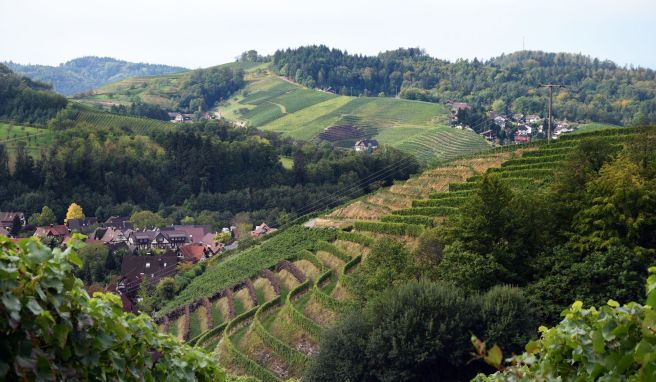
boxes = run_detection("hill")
[218,73,489,163]
[5,57,187,96]
[154,125,652,381]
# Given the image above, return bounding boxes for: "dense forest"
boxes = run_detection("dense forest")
[0,63,68,124]
[0,110,417,230]
[272,46,656,125]
[308,127,656,381]
[5,56,186,96]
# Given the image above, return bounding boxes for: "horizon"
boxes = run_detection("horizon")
[1,0,655,70]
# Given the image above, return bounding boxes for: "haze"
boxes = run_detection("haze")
[2,0,655,69]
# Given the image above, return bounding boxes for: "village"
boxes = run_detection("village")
[0,210,276,312]
[447,100,574,143]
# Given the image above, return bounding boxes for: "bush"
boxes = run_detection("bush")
[0,236,223,381]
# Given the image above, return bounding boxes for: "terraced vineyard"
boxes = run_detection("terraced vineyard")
[155,126,634,381]
[73,108,175,135]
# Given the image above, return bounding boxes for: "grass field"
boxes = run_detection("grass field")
[0,122,55,160]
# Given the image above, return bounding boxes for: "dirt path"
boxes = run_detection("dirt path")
[267,101,286,114]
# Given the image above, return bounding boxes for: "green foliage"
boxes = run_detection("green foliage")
[380,214,435,226]
[254,296,309,368]
[157,277,178,301]
[349,238,414,301]
[36,205,57,226]
[131,210,167,229]
[354,220,425,236]
[0,236,223,381]
[76,242,112,284]
[475,268,656,381]
[335,230,374,246]
[306,281,535,382]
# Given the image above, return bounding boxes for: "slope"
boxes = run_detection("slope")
[159,126,636,381]
[218,73,489,163]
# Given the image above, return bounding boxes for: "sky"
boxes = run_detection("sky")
[2,0,655,69]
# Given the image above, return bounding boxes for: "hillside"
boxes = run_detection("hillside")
[154,125,649,381]
[218,73,489,163]
[73,61,266,109]
[5,57,187,96]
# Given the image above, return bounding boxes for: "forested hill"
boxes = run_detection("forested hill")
[0,63,67,124]
[4,56,187,96]
[272,46,656,125]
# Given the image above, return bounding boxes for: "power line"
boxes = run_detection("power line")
[540,84,566,143]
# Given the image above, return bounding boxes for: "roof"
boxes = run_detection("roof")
[0,212,25,222]
[120,254,178,290]
[66,217,98,230]
[179,243,206,263]
[355,139,379,147]
[34,225,69,237]
[104,216,133,230]
[162,225,212,243]
[100,227,127,243]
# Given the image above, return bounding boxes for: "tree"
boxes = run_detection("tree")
[77,243,110,284]
[0,236,224,381]
[214,231,231,244]
[65,202,85,223]
[415,227,444,270]
[131,210,167,229]
[157,277,177,301]
[9,215,22,237]
[37,205,57,226]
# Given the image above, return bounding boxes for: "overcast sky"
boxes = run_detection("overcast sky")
[2,0,655,69]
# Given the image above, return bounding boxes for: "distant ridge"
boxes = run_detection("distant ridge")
[4,56,187,96]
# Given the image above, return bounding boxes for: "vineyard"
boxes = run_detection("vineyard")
[73,108,175,135]
[151,125,639,381]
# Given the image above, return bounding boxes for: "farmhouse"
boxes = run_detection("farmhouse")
[177,243,209,264]
[127,229,190,250]
[103,216,133,230]
[354,139,379,152]
[251,223,276,238]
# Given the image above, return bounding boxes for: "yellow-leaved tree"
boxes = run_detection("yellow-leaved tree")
[65,203,85,223]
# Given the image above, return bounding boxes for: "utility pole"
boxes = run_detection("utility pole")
[540,84,565,143]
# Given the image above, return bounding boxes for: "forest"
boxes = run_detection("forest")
[272,46,656,125]
[0,63,68,124]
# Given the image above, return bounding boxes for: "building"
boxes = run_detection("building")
[250,223,277,239]
[103,216,133,230]
[480,129,496,141]
[0,212,25,230]
[354,139,379,152]
[117,254,178,296]
[34,225,70,241]
[526,114,541,124]
[162,225,212,244]
[66,217,98,232]
[0,227,10,237]
[127,229,190,250]
[178,243,208,264]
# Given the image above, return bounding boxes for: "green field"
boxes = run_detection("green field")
[0,122,55,159]
[218,74,488,162]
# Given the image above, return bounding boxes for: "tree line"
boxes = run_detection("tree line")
[272,46,656,125]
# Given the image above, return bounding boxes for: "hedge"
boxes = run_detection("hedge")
[428,189,475,199]
[380,214,435,226]
[449,182,479,191]
[412,195,469,208]
[285,280,323,339]
[314,241,352,262]
[501,154,568,167]
[392,207,458,217]
[290,249,325,271]
[336,231,374,247]
[353,221,424,237]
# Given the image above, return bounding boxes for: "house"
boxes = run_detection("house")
[0,227,10,237]
[178,243,208,264]
[117,254,178,296]
[354,139,379,152]
[104,216,133,230]
[516,124,532,136]
[514,133,531,143]
[127,229,190,250]
[493,116,507,128]
[0,212,25,230]
[66,217,98,232]
[250,223,277,239]
[447,101,471,113]
[33,225,69,240]
[162,225,212,244]
[96,227,129,245]
[480,129,496,141]
[526,114,541,124]
[199,232,226,255]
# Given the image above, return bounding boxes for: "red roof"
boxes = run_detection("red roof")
[179,243,206,263]
[34,225,69,237]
